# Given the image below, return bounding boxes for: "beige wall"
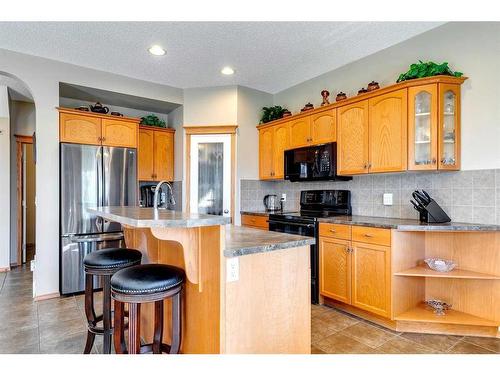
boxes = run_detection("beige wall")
[9,100,36,264]
[0,85,10,269]
[274,22,500,171]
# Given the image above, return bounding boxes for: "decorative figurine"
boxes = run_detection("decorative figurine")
[367,81,380,91]
[336,92,347,101]
[358,87,368,95]
[282,109,292,117]
[320,90,330,106]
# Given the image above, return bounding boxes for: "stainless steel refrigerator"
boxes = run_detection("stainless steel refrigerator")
[60,143,137,294]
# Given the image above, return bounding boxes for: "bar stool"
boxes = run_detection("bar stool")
[110,264,185,354]
[83,248,142,354]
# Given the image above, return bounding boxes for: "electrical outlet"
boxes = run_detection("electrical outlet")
[226,257,239,282]
[383,193,393,206]
[281,193,287,201]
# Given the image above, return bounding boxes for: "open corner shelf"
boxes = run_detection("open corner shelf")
[394,303,499,327]
[394,266,500,280]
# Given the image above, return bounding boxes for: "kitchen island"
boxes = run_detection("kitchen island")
[89,207,315,354]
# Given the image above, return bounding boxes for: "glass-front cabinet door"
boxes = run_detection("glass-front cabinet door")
[438,84,460,170]
[408,84,438,170]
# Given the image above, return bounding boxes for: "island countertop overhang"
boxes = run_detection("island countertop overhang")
[89,206,231,228]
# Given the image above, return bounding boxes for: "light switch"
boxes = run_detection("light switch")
[226,257,239,282]
[281,193,287,202]
[383,193,393,206]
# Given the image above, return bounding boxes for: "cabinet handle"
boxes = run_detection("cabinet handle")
[98,136,102,141]
[329,229,336,233]
[364,233,374,238]
[101,137,106,142]
[368,163,372,169]
[432,158,437,164]
[441,158,445,163]
[363,163,368,169]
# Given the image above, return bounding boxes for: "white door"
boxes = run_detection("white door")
[189,134,231,218]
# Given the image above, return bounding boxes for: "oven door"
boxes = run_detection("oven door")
[268,219,315,237]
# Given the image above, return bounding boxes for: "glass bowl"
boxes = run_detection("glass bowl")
[426,299,452,316]
[424,258,457,272]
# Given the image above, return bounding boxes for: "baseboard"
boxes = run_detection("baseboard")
[0,266,10,273]
[34,292,60,301]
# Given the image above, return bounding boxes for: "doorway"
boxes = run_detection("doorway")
[185,126,237,221]
[16,135,36,265]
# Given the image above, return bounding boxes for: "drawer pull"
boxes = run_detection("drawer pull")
[329,229,336,233]
[364,233,374,237]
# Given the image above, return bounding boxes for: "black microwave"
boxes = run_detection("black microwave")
[284,142,351,182]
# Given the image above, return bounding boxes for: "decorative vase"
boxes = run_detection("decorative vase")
[335,92,347,101]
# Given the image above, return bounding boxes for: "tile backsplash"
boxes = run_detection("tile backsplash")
[240,169,500,224]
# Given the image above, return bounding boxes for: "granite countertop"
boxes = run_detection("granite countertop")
[224,225,315,258]
[317,215,500,232]
[89,206,230,228]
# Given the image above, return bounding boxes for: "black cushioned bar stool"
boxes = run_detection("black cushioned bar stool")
[83,248,142,354]
[110,264,185,354]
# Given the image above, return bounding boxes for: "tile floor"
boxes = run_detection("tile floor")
[1,266,499,354]
[311,304,500,354]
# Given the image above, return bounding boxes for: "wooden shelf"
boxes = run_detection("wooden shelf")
[395,304,499,327]
[394,266,500,280]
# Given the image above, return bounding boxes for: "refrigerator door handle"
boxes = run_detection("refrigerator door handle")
[69,233,124,243]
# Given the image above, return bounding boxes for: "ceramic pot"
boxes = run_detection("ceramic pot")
[336,92,347,101]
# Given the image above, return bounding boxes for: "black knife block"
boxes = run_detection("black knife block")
[418,199,451,223]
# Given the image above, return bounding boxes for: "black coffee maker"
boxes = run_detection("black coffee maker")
[139,184,166,207]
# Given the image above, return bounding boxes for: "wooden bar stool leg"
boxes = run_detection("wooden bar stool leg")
[153,300,164,354]
[128,303,141,354]
[113,301,127,354]
[83,273,96,354]
[102,275,112,354]
[169,291,182,354]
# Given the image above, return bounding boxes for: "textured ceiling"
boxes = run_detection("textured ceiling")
[0,22,443,93]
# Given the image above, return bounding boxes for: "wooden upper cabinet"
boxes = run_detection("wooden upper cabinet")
[408,84,439,170]
[138,128,154,180]
[319,237,351,304]
[311,109,336,144]
[351,241,391,318]
[272,122,290,179]
[289,117,311,148]
[101,119,138,148]
[60,112,102,145]
[438,83,461,170]
[259,127,274,180]
[337,101,369,175]
[368,89,408,173]
[138,127,175,182]
[154,130,174,181]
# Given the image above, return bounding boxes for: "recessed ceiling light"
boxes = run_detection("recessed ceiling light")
[148,45,166,56]
[221,66,235,75]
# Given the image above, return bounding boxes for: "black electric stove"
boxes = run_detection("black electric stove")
[268,190,351,304]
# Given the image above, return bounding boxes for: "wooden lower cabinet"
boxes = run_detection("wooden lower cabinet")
[351,241,391,318]
[319,223,391,318]
[319,237,351,304]
[241,214,269,230]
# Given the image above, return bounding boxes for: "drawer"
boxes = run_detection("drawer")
[241,214,269,230]
[319,223,351,240]
[352,225,391,247]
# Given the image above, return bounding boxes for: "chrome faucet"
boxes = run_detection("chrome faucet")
[153,180,176,210]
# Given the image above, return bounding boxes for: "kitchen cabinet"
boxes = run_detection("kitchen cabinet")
[256,76,465,178]
[289,117,311,148]
[101,119,138,148]
[258,122,290,180]
[59,112,102,145]
[138,126,175,181]
[241,214,269,230]
[368,89,407,173]
[319,223,391,318]
[337,100,369,175]
[351,241,391,318]
[408,83,461,171]
[319,237,351,304]
[59,108,139,148]
[311,109,336,144]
